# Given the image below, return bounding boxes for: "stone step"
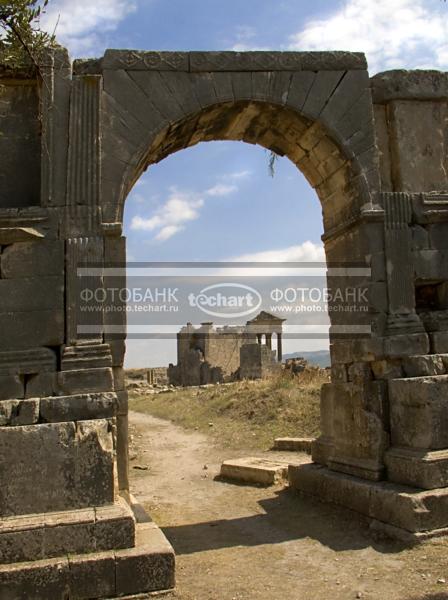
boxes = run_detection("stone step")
[0,497,135,564]
[273,437,314,453]
[0,520,175,599]
[289,462,448,539]
[385,446,448,489]
[220,457,292,486]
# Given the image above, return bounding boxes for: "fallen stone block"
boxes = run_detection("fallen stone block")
[273,437,314,453]
[220,457,290,486]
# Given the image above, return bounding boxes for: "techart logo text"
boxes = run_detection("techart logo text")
[188,283,262,318]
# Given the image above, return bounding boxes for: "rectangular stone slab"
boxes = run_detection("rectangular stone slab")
[0,498,135,564]
[0,521,175,599]
[0,420,115,517]
[389,375,448,449]
[385,447,448,489]
[220,457,290,486]
[289,463,448,534]
[273,437,314,453]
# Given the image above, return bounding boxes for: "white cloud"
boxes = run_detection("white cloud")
[288,0,448,73]
[131,187,203,238]
[41,0,137,57]
[154,225,183,241]
[205,183,237,197]
[228,170,252,180]
[130,172,242,242]
[230,241,325,263]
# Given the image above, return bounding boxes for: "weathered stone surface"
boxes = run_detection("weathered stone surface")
[0,276,63,312]
[189,51,367,71]
[117,413,130,492]
[220,457,294,486]
[371,70,448,103]
[95,499,135,551]
[115,522,175,596]
[323,381,389,481]
[103,49,189,71]
[388,100,448,192]
[389,375,448,450]
[431,332,448,354]
[273,437,314,453]
[39,392,117,423]
[289,462,448,534]
[371,359,403,380]
[414,250,448,280]
[385,447,448,489]
[302,70,344,120]
[0,556,70,599]
[0,521,174,598]
[0,310,64,351]
[0,398,40,426]
[402,354,445,377]
[383,332,429,358]
[68,551,116,599]
[0,498,134,564]
[24,372,56,399]
[0,420,115,516]
[108,339,126,367]
[373,104,392,191]
[57,367,114,395]
[0,375,24,400]
[0,240,64,278]
[0,83,40,209]
[61,343,113,371]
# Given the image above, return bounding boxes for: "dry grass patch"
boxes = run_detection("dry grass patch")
[129,369,327,451]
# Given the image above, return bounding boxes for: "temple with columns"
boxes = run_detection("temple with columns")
[168,311,285,386]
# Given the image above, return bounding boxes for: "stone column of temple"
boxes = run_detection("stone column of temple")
[266,333,272,349]
[277,333,282,362]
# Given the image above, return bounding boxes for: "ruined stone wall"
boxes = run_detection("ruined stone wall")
[3,49,448,592]
[240,343,280,380]
[205,331,247,379]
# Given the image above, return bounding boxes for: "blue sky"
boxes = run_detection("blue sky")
[41,0,448,366]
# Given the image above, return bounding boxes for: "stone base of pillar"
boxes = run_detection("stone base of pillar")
[289,462,448,542]
[0,501,175,599]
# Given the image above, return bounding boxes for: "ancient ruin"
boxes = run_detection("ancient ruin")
[168,311,284,386]
[1,47,448,596]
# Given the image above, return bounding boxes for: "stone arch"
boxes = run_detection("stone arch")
[98,52,379,236]
[95,52,384,494]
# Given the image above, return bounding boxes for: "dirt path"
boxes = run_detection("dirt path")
[129,411,448,600]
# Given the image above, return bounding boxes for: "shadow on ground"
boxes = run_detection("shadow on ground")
[162,487,408,556]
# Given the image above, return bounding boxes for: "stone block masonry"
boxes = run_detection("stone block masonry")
[1,47,448,597]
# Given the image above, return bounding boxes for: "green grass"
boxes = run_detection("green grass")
[128,370,327,451]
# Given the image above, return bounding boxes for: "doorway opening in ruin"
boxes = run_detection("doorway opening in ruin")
[122,139,329,380]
